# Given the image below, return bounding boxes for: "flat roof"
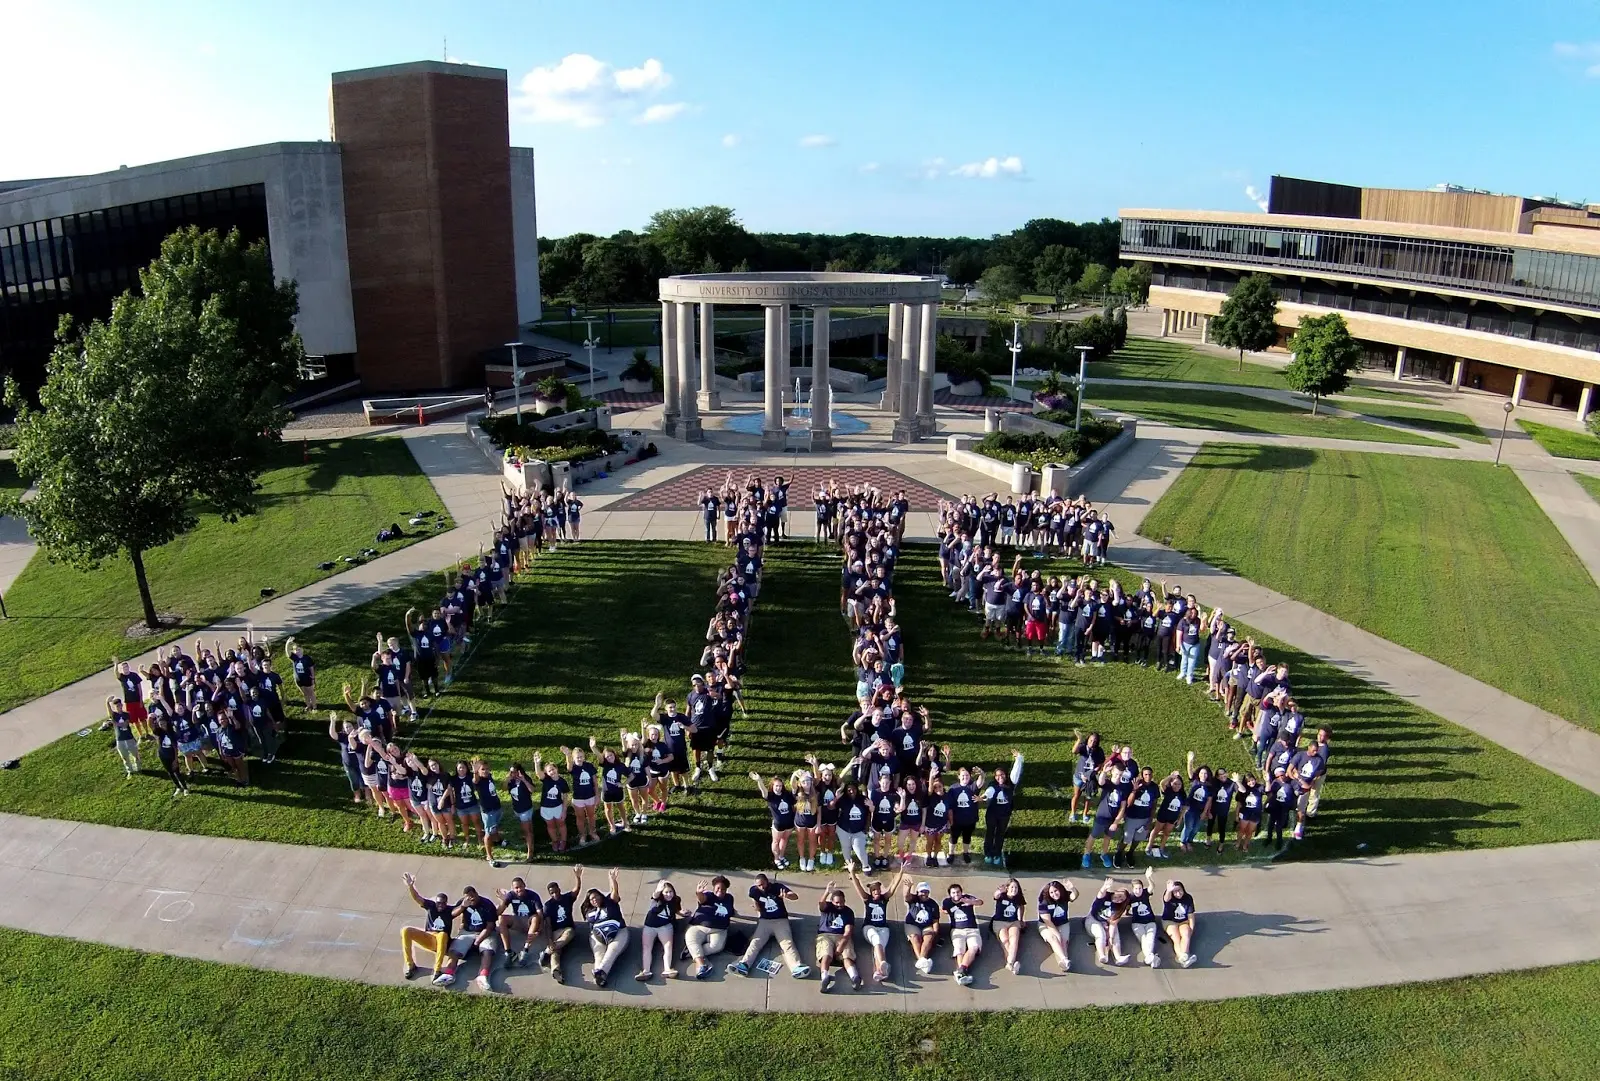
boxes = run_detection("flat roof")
[331,60,507,84]
[1119,207,1600,257]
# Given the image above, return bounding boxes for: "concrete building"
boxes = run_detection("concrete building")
[0,60,539,393]
[1121,176,1600,419]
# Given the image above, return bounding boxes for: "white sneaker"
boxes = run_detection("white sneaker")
[1149,954,1161,968]
[691,768,702,783]
[707,768,718,781]
[475,974,491,992]
[1181,953,1197,968]
[915,957,933,974]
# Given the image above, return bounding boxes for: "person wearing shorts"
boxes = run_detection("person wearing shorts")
[685,876,735,979]
[533,754,571,853]
[445,885,502,992]
[1037,879,1078,972]
[902,879,941,974]
[496,876,542,966]
[472,758,504,864]
[450,760,481,848]
[815,884,861,993]
[506,763,536,861]
[1161,881,1199,967]
[285,639,316,710]
[850,867,902,983]
[942,884,984,986]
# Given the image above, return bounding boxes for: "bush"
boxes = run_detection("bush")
[621,348,655,384]
[0,424,14,451]
[943,357,993,394]
[1035,408,1079,427]
[973,418,1122,472]
[1587,411,1600,439]
[1031,370,1077,413]
[479,415,617,460]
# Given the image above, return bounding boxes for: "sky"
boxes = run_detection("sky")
[6,0,1599,239]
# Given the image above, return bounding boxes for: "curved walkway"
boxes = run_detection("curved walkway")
[3,812,1597,1012]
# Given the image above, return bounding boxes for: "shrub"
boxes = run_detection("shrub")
[0,423,14,451]
[943,356,993,394]
[621,348,655,384]
[1032,370,1077,412]
[1587,411,1600,439]
[973,418,1122,472]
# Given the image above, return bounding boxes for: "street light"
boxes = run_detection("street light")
[505,340,525,419]
[1074,345,1093,431]
[582,319,601,398]
[1494,398,1515,466]
[1004,318,1023,391]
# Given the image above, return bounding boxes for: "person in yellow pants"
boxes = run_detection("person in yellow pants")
[400,872,454,981]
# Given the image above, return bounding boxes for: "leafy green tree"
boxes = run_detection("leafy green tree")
[696,253,721,274]
[979,264,1024,305]
[1210,273,1280,369]
[573,238,634,308]
[944,248,985,285]
[1031,244,1085,297]
[644,206,751,274]
[1,227,300,628]
[1109,263,1151,304]
[1076,263,1110,297]
[538,233,595,300]
[1284,312,1361,414]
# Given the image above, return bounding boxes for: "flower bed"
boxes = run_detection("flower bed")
[974,418,1122,472]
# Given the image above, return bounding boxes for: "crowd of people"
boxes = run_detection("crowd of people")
[936,494,1333,855]
[399,865,1204,993]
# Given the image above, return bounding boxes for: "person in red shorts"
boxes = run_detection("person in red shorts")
[113,658,150,739]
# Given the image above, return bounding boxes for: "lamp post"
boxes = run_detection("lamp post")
[582,319,601,398]
[1074,345,1093,431]
[1004,318,1023,391]
[1494,399,1515,466]
[505,340,524,418]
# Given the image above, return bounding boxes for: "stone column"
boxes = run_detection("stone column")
[698,301,719,410]
[1200,315,1211,344]
[1393,347,1408,382]
[917,299,937,435]
[778,304,793,402]
[1512,369,1527,406]
[677,301,702,441]
[810,306,832,451]
[1578,383,1594,424]
[1159,309,1169,337]
[761,304,785,450]
[891,303,922,443]
[660,299,679,435]
[882,301,904,411]
[1451,358,1465,390]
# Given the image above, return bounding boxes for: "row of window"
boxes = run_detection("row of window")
[0,185,270,391]
[1122,218,1600,313]
[1152,266,1600,354]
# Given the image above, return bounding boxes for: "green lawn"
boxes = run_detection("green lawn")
[1576,473,1600,506]
[1339,400,1490,444]
[1517,417,1600,460]
[1086,337,1288,388]
[0,437,449,713]
[0,458,22,497]
[1086,386,1450,447]
[1338,384,1438,405]
[6,541,1600,869]
[3,926,1598,1081]
[1140,443,1600,730]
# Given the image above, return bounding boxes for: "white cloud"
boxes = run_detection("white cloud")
[859,161,880,173]
[799,134,835,148]
[950,155,1024,179]
[1244,184,1269,212]
[1553,41,1600,76]
[512,54,682,127]
[721,133,740,148]
[635,102,688,124]
[917,157,947,180]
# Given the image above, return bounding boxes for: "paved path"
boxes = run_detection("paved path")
[1076,436,1600,797]
[3,812,1597,1012]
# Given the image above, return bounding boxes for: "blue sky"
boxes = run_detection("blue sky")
[7,0,1599,238]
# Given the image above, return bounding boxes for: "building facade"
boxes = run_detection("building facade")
[0,60,539,394]
[1121,176,1600,418]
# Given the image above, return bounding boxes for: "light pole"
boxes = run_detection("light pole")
[1494,399,1515,466]
[1074,345,1092,431]
[1004,318,1023,391]
[582,319,601,398]
[505,340,524,419]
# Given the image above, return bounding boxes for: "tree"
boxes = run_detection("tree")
[1,227,301,628]
[573,238,634,309]
[1075,263,1110,298]
[1031,244,1085,298]
[644,206,751,275]
[978,264,1024,305]
[1284,313,1361,415]
[1210,273,1280,369]
[1108,263,1151,305]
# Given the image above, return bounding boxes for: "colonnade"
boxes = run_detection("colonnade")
[659,300,720,442]
[1160,308,1211,342]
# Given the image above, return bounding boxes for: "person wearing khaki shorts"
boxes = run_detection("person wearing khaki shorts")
[815,883,862,992]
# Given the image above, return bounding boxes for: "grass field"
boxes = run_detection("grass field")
[1517,417,1600,460]
[0,458,22,497]
[2,926,1597,1081]
[1086,386,1450,446]
[0,438,449,713]
[1140,443,1600,730]
[1086,338,1288,388]
[1576,473,1600,506]
[1339,400,1490,443]
[5,540,1599,869]
[1337,384,1438,404]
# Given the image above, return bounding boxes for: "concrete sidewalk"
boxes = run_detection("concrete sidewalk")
[3,812,1597,1012]
[1075,437,1600,797]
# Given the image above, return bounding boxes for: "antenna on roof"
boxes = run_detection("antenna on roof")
[443,36,447,61]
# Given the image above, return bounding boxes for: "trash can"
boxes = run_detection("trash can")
[549,459,573,492]
[1010,460,1034,495]
[983,408,1000,434]
[1041,463,1071,496]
